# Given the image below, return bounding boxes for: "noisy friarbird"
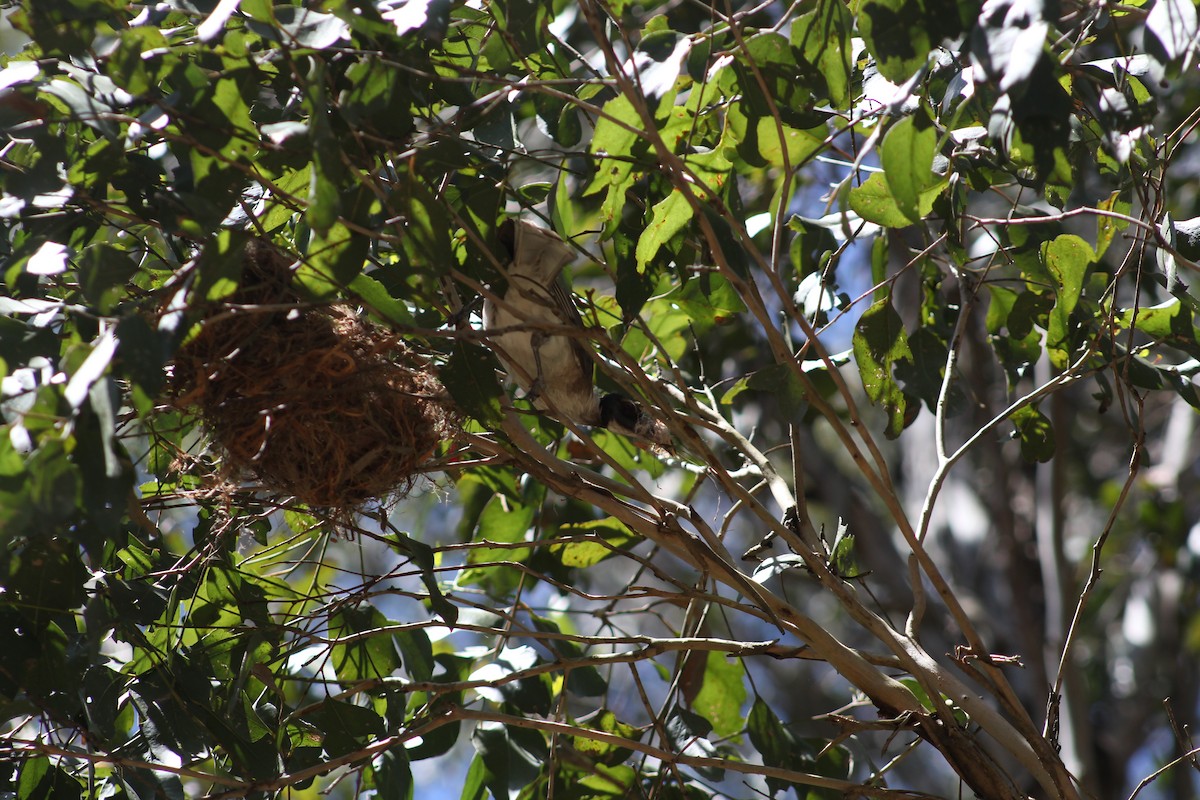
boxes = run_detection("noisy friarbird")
[482,220,671,449]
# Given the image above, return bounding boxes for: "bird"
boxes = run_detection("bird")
[482,219,671,450]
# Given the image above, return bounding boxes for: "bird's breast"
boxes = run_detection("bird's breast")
[483,295,600,426]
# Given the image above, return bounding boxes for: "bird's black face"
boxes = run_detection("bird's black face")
[598,392,642,431]
[597,392,673,451]
[496,219,517,261]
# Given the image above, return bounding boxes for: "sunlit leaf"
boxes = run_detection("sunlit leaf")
[690,651,747,738]
[880,111,940,223]
[550,518,636,568]
[1012,404,1055,462]
[1042,234,1095,366]
[330,606,402,685]
[459,497,535,588]
[790,0,853,108]
[756,117,825,168]
[971,0,1050,93]
[853,295,914,437]
[636,190,693,271]
[17,758,82,800]
[848,172,941,228]
[857,0,966,83]
[1145,0,1199,68]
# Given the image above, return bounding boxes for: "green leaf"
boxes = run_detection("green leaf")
[790,0,854,109]
[997,65,1074,184]
[847,172,906,228]
[467,497,535,564]
[748,697,851,798]
[1145,0,1198,69]
[858,0,966,83]
[329,606,402,685]
[384,529,457,626]
[261,165,311,233]
[589,426,668,477]
[636,190,694,271]
[1041,234,1095,366]
[691,651,747,738]
[663,707,720,778]
[612,293,692,365]
[441,342,504,426]
[473,722,547,800]
[77,244,137,314]
[5,535,89,622]
[193,229,248,302]
[857,0,926,80]
[672,272,748,330]
[985,284,1049,386]
[459,497,536,589]
[732,31,821,129]
[552,163,591,242]
[395,628,435,683]
[830,525,861,578]
[1012,405,1055,462]
[611,217,655,318]
[305,61,342,235]
[494,0,551,59]
[556,103,583,148]
[852,295,914,437]
[298,187,373,299]
[106,26,169,96]
[755,117,825,168]
[573,710,639,766]
[402,657,467,761]
[748,698,793,786]
[894,326,951,412]
[340,56,416,139]
[588,94,646,234]
[304,699,386,758]
[115,314,167,412]
[392,171,455,279]
[578,764,638,795]
[589,93,643,166]
[1096,191,1131,259]
[459,754,491,800]
[17,757,81,800]
[129,668,212,763]
[81,665,126,742]
[1117,299,1200,358]
[566,663,609,698]
[525,615,607,697]
[801,740,853,800]
[550,518,636,568]
[746,363,808,417]
[880,112,940,223]
[208,75,258,160]
[373,750,414,800]
[349,272,414,327]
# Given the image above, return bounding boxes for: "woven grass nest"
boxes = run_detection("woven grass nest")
[172,240,457,510]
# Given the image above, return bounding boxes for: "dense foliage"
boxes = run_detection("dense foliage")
[2,0,1200,798]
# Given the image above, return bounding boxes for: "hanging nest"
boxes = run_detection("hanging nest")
[170,240,458,510]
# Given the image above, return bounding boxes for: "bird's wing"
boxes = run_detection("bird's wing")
[508,220,575,285]
[550,276,596,388]
[508,221,594,383]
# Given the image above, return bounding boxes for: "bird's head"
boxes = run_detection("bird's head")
[598,392,673,452]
